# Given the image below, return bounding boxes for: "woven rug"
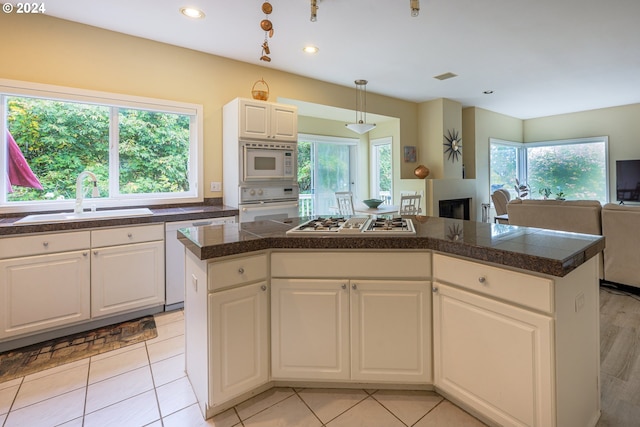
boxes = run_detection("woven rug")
[0,315,157,382]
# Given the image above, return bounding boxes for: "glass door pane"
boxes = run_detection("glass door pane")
[314,142,352,215]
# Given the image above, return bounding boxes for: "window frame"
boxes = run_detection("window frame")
[370,136,393,203]
[0,79,203,214]
[489,136,609,203]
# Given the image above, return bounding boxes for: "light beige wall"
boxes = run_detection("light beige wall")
[464,107,524,218]
[0,13,417,200]
[524,104,640,201]
[417,99,445,179]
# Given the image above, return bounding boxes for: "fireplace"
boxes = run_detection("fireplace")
[424,178,477,220]
[439,198,471,220]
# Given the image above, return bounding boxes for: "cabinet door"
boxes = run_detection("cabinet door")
[209,281,269,405]
[271,278,349,380]
[239,100,270,140]
[0,251,90,339]
[433,283,554,427]
[270,104,297,141]
[350,280,431,383]
[91,241,165,318]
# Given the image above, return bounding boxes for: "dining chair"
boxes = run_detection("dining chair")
[398,194,422,215]
[491,189,510,224]
[335,191,355,215]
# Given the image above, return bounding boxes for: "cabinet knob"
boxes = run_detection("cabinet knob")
[341,284,347,289]
[352,283,357,290]
[127,233,133,238]
[42,241,49,247]
[432,287,439,293]
[238,267,245,274]
[261,284,267,291]
[478,276,487,284]
[93,251,99,256]
[83,252,88,257]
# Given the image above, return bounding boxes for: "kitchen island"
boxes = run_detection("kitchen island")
[179,216,604,427]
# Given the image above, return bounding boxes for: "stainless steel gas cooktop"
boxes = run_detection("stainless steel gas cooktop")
[286,216,416,236]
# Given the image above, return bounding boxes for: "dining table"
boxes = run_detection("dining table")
[353,204,399,215]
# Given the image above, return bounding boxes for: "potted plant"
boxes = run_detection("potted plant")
[539,187,552,199]
[555,191,566,200]
[514,178,530,199]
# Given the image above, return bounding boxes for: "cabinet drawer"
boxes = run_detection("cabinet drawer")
[271,251,430,279]
[0,231,90,259]
[433,253,553,313]
[208,253,267,291]
[92,224,164,247]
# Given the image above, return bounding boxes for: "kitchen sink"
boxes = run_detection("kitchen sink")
[15,208,154,225]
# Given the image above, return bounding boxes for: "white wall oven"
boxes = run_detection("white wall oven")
[238,184,299,223]
[242,141,296,183]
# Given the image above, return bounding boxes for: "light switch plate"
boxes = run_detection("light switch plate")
[210,182,222,192]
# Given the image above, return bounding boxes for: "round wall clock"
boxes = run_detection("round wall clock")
[443,129,462,162]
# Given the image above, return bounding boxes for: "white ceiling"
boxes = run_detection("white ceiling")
[42,0,640,119]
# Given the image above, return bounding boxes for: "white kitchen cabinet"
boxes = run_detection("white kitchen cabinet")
[432,253,601,427]
[270,250,431,384]
[433,283,553,427]
[237,98,297,141]
[185,250,270,419]
[0,231,91,340]
[0,251,91,339]
[271,278,350,380]
[209,281,269,404]
[91,224,165,318]
[271,277,430,383]
[351,280,430,382]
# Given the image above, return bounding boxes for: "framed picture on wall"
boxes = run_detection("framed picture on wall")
[404,146,417,163]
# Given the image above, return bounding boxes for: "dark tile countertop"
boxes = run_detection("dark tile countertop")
[0,204,240,237]
[177,215,605,278]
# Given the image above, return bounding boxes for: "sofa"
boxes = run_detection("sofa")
[601,203,640,288]
[506,199,640,289]
[506,199,603,235]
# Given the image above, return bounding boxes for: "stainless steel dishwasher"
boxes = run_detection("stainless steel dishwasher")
[164,216,236,310]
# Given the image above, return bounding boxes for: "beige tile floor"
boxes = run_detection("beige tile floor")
[0,310,486,427]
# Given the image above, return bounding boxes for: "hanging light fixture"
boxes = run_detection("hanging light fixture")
[310,0,318,22]
[410,0,420,17]
[346,79,376,134]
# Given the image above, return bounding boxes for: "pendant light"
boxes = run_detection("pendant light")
[346,79,376,134]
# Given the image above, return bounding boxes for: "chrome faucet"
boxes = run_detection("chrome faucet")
[75,171,99,213]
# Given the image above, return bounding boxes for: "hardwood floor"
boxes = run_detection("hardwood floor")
[597,284,640,426]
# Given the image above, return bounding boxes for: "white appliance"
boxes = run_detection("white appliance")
[242,142,296,182]
[164,217,235,310]
[238,183,300,223]
[239,200,300,223]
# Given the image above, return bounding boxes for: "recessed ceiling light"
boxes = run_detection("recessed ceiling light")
[180,7,205,19]
[303,45,319,54]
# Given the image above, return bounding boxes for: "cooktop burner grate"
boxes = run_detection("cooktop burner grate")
[286,216,415,236]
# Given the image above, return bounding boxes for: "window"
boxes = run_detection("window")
[490,137,608,203]
[297,134,358,216]
[1,80,202,213]
[370,137,392,204]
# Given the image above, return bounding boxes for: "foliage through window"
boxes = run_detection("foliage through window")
[297,134,357,216]
[1,80,202,211]
[490,137,608,204]
[371,137,392,204]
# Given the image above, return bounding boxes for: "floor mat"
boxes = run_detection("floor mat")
[0,315,157,382]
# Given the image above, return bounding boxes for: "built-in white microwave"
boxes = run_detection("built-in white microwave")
[242,141,296,182]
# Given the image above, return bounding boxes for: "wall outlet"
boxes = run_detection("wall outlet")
[210,182,222,192]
